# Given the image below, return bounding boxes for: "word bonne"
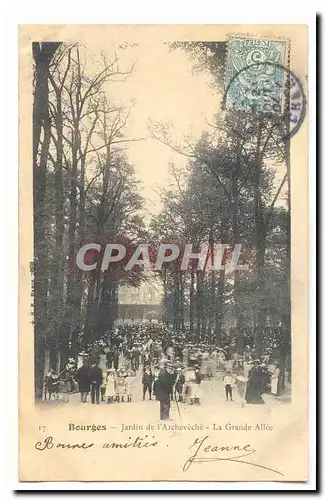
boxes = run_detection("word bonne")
[75,243,248,273]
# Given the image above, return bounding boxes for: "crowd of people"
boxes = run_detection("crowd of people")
[43,322,285,420]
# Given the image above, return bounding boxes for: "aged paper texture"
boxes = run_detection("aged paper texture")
[19,24,309,482]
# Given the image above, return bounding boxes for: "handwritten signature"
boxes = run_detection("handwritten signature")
[183,436,283,476]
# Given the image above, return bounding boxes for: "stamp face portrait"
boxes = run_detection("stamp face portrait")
[18,24,309,485]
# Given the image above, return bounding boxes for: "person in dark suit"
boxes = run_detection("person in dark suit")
[245,360,265,404]
[155,362,176,420]
[106,348,114,369]
[142,366,153,400]
[89,362,103,404]
[76,361,90,403]
[113,347,119,371]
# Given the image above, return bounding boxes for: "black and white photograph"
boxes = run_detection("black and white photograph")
[18,23,310,483]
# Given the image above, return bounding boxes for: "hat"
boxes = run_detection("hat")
[107,368,115,373]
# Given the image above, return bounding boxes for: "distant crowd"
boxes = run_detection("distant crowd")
[43,322,284,419]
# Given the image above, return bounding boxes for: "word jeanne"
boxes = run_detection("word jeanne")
[35,436,94,451]
[76,243,248,273]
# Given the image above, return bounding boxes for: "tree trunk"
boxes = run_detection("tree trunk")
[98,274,117,337]
[254,236,267,357]
[253,122,267,357]
[75,152,86,330]
[215,267,225,345]
[32,42,61,398]
[62,131,79,369]
[195,271,204,341]
[189,269,195,335]
[179,271,185,330]
[162,268,169,326]
[278,135,291,392]
[172,269,180,331]
[214,217,228,345]
[49,85,66,362]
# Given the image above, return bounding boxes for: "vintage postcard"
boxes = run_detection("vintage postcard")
[19,24,309,482]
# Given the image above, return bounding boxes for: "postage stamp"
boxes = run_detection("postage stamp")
[224,36,289,116]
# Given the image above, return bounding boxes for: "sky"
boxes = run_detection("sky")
[81,39,287,217]
[95,41,220,215]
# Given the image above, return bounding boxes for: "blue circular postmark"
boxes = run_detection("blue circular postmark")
[222,61,306,140]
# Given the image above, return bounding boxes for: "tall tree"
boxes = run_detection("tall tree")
[32,41,61,396]
[33,42,145,396]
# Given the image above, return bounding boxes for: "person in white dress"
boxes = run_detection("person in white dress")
[184,365,202,404]
[104,368,116,403]
[271,362,280,396]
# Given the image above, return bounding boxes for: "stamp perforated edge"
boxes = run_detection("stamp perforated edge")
[223,33,291,102]
[221,32,308,139]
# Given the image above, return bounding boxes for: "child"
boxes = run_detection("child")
[59,373,71,402]
[125,369,135,402]
[142,365,153,401]
[116,367,127,402]
[44,369,59,401]
[104,368,116,403]
[223,370,235,401]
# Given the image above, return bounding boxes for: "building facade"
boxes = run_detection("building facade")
[118,277,163,321]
